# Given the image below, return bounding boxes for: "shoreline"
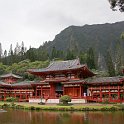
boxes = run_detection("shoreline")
[0,102,124,111]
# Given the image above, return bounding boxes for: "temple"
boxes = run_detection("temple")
[0,59,124,103]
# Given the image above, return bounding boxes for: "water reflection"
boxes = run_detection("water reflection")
[0,109,123,124]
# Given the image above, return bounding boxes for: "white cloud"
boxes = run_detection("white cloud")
[0,0,124,51]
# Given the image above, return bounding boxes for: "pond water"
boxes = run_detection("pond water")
[0,109,124,124]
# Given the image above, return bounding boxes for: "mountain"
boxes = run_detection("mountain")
[1,21,124,76]
[42,21,124,55]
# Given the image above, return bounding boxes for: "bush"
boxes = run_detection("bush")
[59,95,71,105]
[6,97,17,102]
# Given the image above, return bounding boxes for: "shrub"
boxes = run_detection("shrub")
[6,97,17,102]
[59,95,71,105]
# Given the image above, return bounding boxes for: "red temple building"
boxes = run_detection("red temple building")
[0,73,22,84]
[0,59,124,103]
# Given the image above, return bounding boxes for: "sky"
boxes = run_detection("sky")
[0,0,124,51]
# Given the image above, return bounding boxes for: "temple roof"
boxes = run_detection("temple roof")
[11,80,48,87]
[0,81,11,87]
[0,73,22,79]
[28,59,95,78]
[29,59,81,72]
[86,77,121,84]
[12,81,32,87]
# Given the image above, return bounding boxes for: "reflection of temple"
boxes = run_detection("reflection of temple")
[0,59,124,103]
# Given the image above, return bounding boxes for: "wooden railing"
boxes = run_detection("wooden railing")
[89,86,123,90]
[82,96,124,103]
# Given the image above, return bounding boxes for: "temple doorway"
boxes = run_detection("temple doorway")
[55,83,63,98]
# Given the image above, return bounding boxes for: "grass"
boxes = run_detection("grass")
[0,101,124,111]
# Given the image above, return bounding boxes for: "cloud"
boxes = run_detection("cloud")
[0,0,124,51]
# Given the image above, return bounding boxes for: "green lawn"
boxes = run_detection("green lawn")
[0,101,123,111]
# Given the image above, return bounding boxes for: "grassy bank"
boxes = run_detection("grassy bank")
[0,102,124,111]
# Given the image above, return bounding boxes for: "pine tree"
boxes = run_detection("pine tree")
[79,51,87,64]
[114,41,122,74]
[105,50,115,76]
[14,42,21,55]
[20,41,25,56]
[25,47,36,62]
[86,48,96,69]
[66,49,75,60]
[8,44,14,65]
[51,47,57,59]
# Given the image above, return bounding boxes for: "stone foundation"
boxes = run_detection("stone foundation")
[29,98,86,103]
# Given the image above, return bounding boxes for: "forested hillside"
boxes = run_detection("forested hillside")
[0,21,124,78]
[43,21,124,55]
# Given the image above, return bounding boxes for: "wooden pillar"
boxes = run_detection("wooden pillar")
[35,86,37,98]
[19,92,22,101]
[4,90,6,101]
[26,91,28,100]
[118,85,120,101]
[50,83,55,98]
[109,85,111,101]
[79,84,82,98]
[73,85,74,98]
[41,86,42,97]
[63,85,65,95]
[100,86,102,101]
[14,91,16,98]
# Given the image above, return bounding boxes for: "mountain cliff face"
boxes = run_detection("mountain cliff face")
[42,21,124,55]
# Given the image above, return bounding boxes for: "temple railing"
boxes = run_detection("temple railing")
[44,77,80,82]
[89,86,123,90]
[82,96,124,103]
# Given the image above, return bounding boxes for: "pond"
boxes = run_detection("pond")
[0,109,124,124]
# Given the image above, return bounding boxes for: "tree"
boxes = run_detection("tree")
[8,44,13,56]
[59,95,71,105]
[86,48,96,69]
[66,49,75,60]
[3,50,8,65]
[8,44,14,65]
[25,47,37,62]
[121,32,124,39]
[51,47,57,59]
[14,42,21,55]
[105,50,115,76]
[0,62,7,75]
[114,41,122,74]
[109,0,124,12]
[79,52,87,64]
[20,41,25,56]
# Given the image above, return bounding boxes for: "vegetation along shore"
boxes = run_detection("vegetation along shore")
[0,102,124,111]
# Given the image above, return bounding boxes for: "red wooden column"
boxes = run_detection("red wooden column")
[40,86,42,97]
[109,85,111,101]
[50,83,55,98]
[79,84,82,98]
[35,86,37,98]
[73,85,74,98]
[26,91,28,100]
[19,92,22,101]
[63,85,65,95]
[4,90,6,101]
[14,91,16,98]
[100,86,102,101]
[118,85,120,101]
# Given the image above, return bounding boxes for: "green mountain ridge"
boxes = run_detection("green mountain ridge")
[0,21,124,77]
[42,21,124,55]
